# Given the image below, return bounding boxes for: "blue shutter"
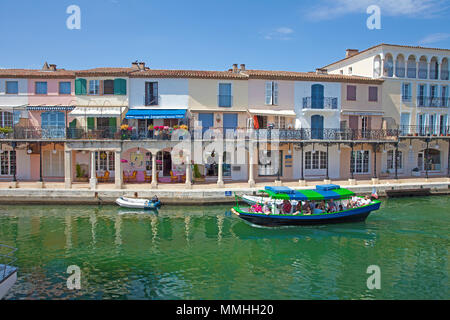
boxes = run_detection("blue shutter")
[223,113,238,130]
[265,82,272,105]
[198,113,214,133]
[311,84,324,109]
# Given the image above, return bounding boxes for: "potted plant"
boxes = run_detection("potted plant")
[0,127,12,138]
[75,164,89,182]
[120,124,133,140]
[193,164,205,182]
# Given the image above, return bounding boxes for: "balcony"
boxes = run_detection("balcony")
[400,125,450,137]
[407,67,416,78]
[302,97,338,110]
[417,96,449,108]
[253,128,398,141]
[395,67,405,78]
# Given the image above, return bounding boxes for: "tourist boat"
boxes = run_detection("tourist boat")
[240,187,300,207]
[115,196,161,210]
[232,185,381,227]
[0,244,17,300]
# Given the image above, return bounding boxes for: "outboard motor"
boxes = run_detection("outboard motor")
[151,195,159,203]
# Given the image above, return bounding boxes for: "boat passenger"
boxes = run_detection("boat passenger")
[319,200,326,211]
[313,204,324,214]
[293,202,302,215]
[328,200,337,212]
[282,200,292,215]
[263,202,272,215]
[338,204,344,211]
[361,195,372,206]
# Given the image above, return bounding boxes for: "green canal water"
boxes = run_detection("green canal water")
[0,196,449,300]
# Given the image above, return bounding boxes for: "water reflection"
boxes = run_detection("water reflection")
[0,198,448,300]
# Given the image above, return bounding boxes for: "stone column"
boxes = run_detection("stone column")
[416,61,419,78]
[248,143,255,188]
[427,62,431,79]
[393,59,397,78]
[90,151,97,190]
[217,152,224,187]
[114,150,122,189]
[185,155,192,189]
[151,152,158,189]
[64,150,72,189]
[381,59,385,77]
[349,143,356,185]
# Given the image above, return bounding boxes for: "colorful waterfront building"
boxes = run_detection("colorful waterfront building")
[323,44,450,178]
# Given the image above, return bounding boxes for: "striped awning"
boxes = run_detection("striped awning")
[69,107,124,118]
[27,106,75,111]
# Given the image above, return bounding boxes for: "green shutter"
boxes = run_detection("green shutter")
[69,119,77,128]
[75,78,87,95]
[114,79,126,95]
[87,117,95,130]
[108,117,117,130]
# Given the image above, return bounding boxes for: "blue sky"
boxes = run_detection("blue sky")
[0,0,449,71]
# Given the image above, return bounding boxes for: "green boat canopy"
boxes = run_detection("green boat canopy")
[260,185,355,201]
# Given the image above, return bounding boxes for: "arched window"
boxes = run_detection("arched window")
[441,58,449,80]
[430,57,439,79]
[384,54,394,77]
[407,55,417,78]
[395,54,405,77]
[373,55,381,78]
[418,56,428,79]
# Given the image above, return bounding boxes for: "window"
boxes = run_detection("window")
[0,151,16,176]
[348,67,353,75]
[402,83,411,101]
[6,81,18,94]
[351,150,370,174]
[347,85,356,101]
[89,80,100,95]
[218,83,232,107]
[304,151,327,170]
[368,86,378,102]
[59,82,71,95]
[0,111,13,128]
[387,150,403,170]
[442,86,449,107]
[258,150,282,176]
[265,81,279,105]
[43,150,64,177]
[103,80,114,95]
[95,151,115,172]
[273,116,286,129]
[145,82,158,105]
[35,82,47,94]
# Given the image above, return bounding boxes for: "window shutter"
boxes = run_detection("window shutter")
[114,79,126,95]
[87,117,95,130]
[265,82,272,105]
[108,117,117,130]
[75,79,87,95]
[273,82,279,105]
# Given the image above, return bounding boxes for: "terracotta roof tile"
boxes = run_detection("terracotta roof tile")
[242,69,383,84]
[75,67,134,77]
[129,69,248,79]
[0,69,75,78]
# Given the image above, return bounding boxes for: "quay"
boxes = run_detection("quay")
[0,177,449,205]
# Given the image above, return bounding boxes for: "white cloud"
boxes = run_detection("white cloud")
[263,27,294,40]
[306,0,449,20]
[418,33,450,45]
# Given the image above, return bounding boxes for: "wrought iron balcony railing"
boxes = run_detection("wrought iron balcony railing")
[399,125,450,136]
[417,96,449,108]
[302,97,338,110]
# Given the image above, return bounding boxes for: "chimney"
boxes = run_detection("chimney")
[138,62,146,70]
[49,64,57,71]
[346,49,359,58]
[232,64,238,73]
[42,62,50,71]
[316,68,328,75]
[240,64,246,71]
[131,61,140,70]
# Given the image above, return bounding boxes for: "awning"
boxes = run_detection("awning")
[69,107,124,118]
[341,111,384,116]
[125,109,187,120]
[248,109,296,117]
[27,106,75,111]
[261,185,355,200]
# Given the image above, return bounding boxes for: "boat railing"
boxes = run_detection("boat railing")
[0,244,17,281]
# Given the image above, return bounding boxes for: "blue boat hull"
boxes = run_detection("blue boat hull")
[233,202,381,227]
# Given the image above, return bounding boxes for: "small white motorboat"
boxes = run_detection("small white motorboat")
[0,244,17,300]
[115,196,161,210]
